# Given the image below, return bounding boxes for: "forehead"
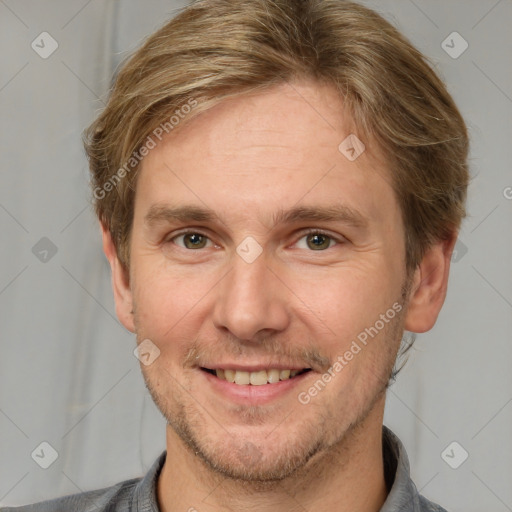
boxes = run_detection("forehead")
[134,81,397,229]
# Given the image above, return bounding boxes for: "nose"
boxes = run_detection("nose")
[212,251,290,342]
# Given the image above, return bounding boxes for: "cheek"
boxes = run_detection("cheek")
[131,257,215,342]
[291,263,400,344]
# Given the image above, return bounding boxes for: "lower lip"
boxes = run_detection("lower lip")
[200,370,312,405]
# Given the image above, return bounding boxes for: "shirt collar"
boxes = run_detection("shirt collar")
[132,451,166,512]
[380,425,423,511]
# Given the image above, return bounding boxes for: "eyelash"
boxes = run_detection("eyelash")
[166,228,344,250]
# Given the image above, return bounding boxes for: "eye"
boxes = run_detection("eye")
[295,230,339,251]
[171,232,213,250]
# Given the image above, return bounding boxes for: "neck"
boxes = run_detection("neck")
[157,398,388,512]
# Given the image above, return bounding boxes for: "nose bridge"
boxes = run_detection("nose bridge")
[212,252,289,340]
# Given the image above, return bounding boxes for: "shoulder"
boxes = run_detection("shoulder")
[418,495,450,512]
[0,477,141,512]
[1,451,166,512]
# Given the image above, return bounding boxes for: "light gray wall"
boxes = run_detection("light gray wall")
[0,1,510,510]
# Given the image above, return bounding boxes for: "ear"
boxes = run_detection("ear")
[101,223,135,333]
[404,233,457,333]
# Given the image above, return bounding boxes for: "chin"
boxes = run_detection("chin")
[154,389,330,482]
[185,433,326,483]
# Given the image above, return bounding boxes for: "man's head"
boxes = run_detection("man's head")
[85,0,469,483]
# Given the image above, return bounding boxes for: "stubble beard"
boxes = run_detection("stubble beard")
[133,271,412,485]
[139,312,405,485]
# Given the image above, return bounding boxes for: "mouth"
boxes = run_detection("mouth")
[201,367,312,386]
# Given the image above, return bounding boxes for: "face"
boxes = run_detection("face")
[113,81,416,481]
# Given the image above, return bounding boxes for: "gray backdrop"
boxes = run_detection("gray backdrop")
[1,1,511,510]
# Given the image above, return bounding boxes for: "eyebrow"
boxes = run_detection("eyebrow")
[144,203,369,230]
[271,205,368,230]
[144,204,217,226]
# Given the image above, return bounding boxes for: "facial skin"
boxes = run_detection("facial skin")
[102,81,455,512]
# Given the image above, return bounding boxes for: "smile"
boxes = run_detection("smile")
[201,367,312,385]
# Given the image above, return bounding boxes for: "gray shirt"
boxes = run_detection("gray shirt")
[1,427,448,511]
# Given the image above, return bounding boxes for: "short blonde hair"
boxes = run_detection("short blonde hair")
[84,0,469,273]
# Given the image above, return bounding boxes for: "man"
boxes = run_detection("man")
[3,0,469,510]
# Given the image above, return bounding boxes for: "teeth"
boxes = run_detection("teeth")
[223,369,236,382]
[234,371,250,385]
[250,370,268,386]
[212,368,307,385]
[267,369,280,383]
